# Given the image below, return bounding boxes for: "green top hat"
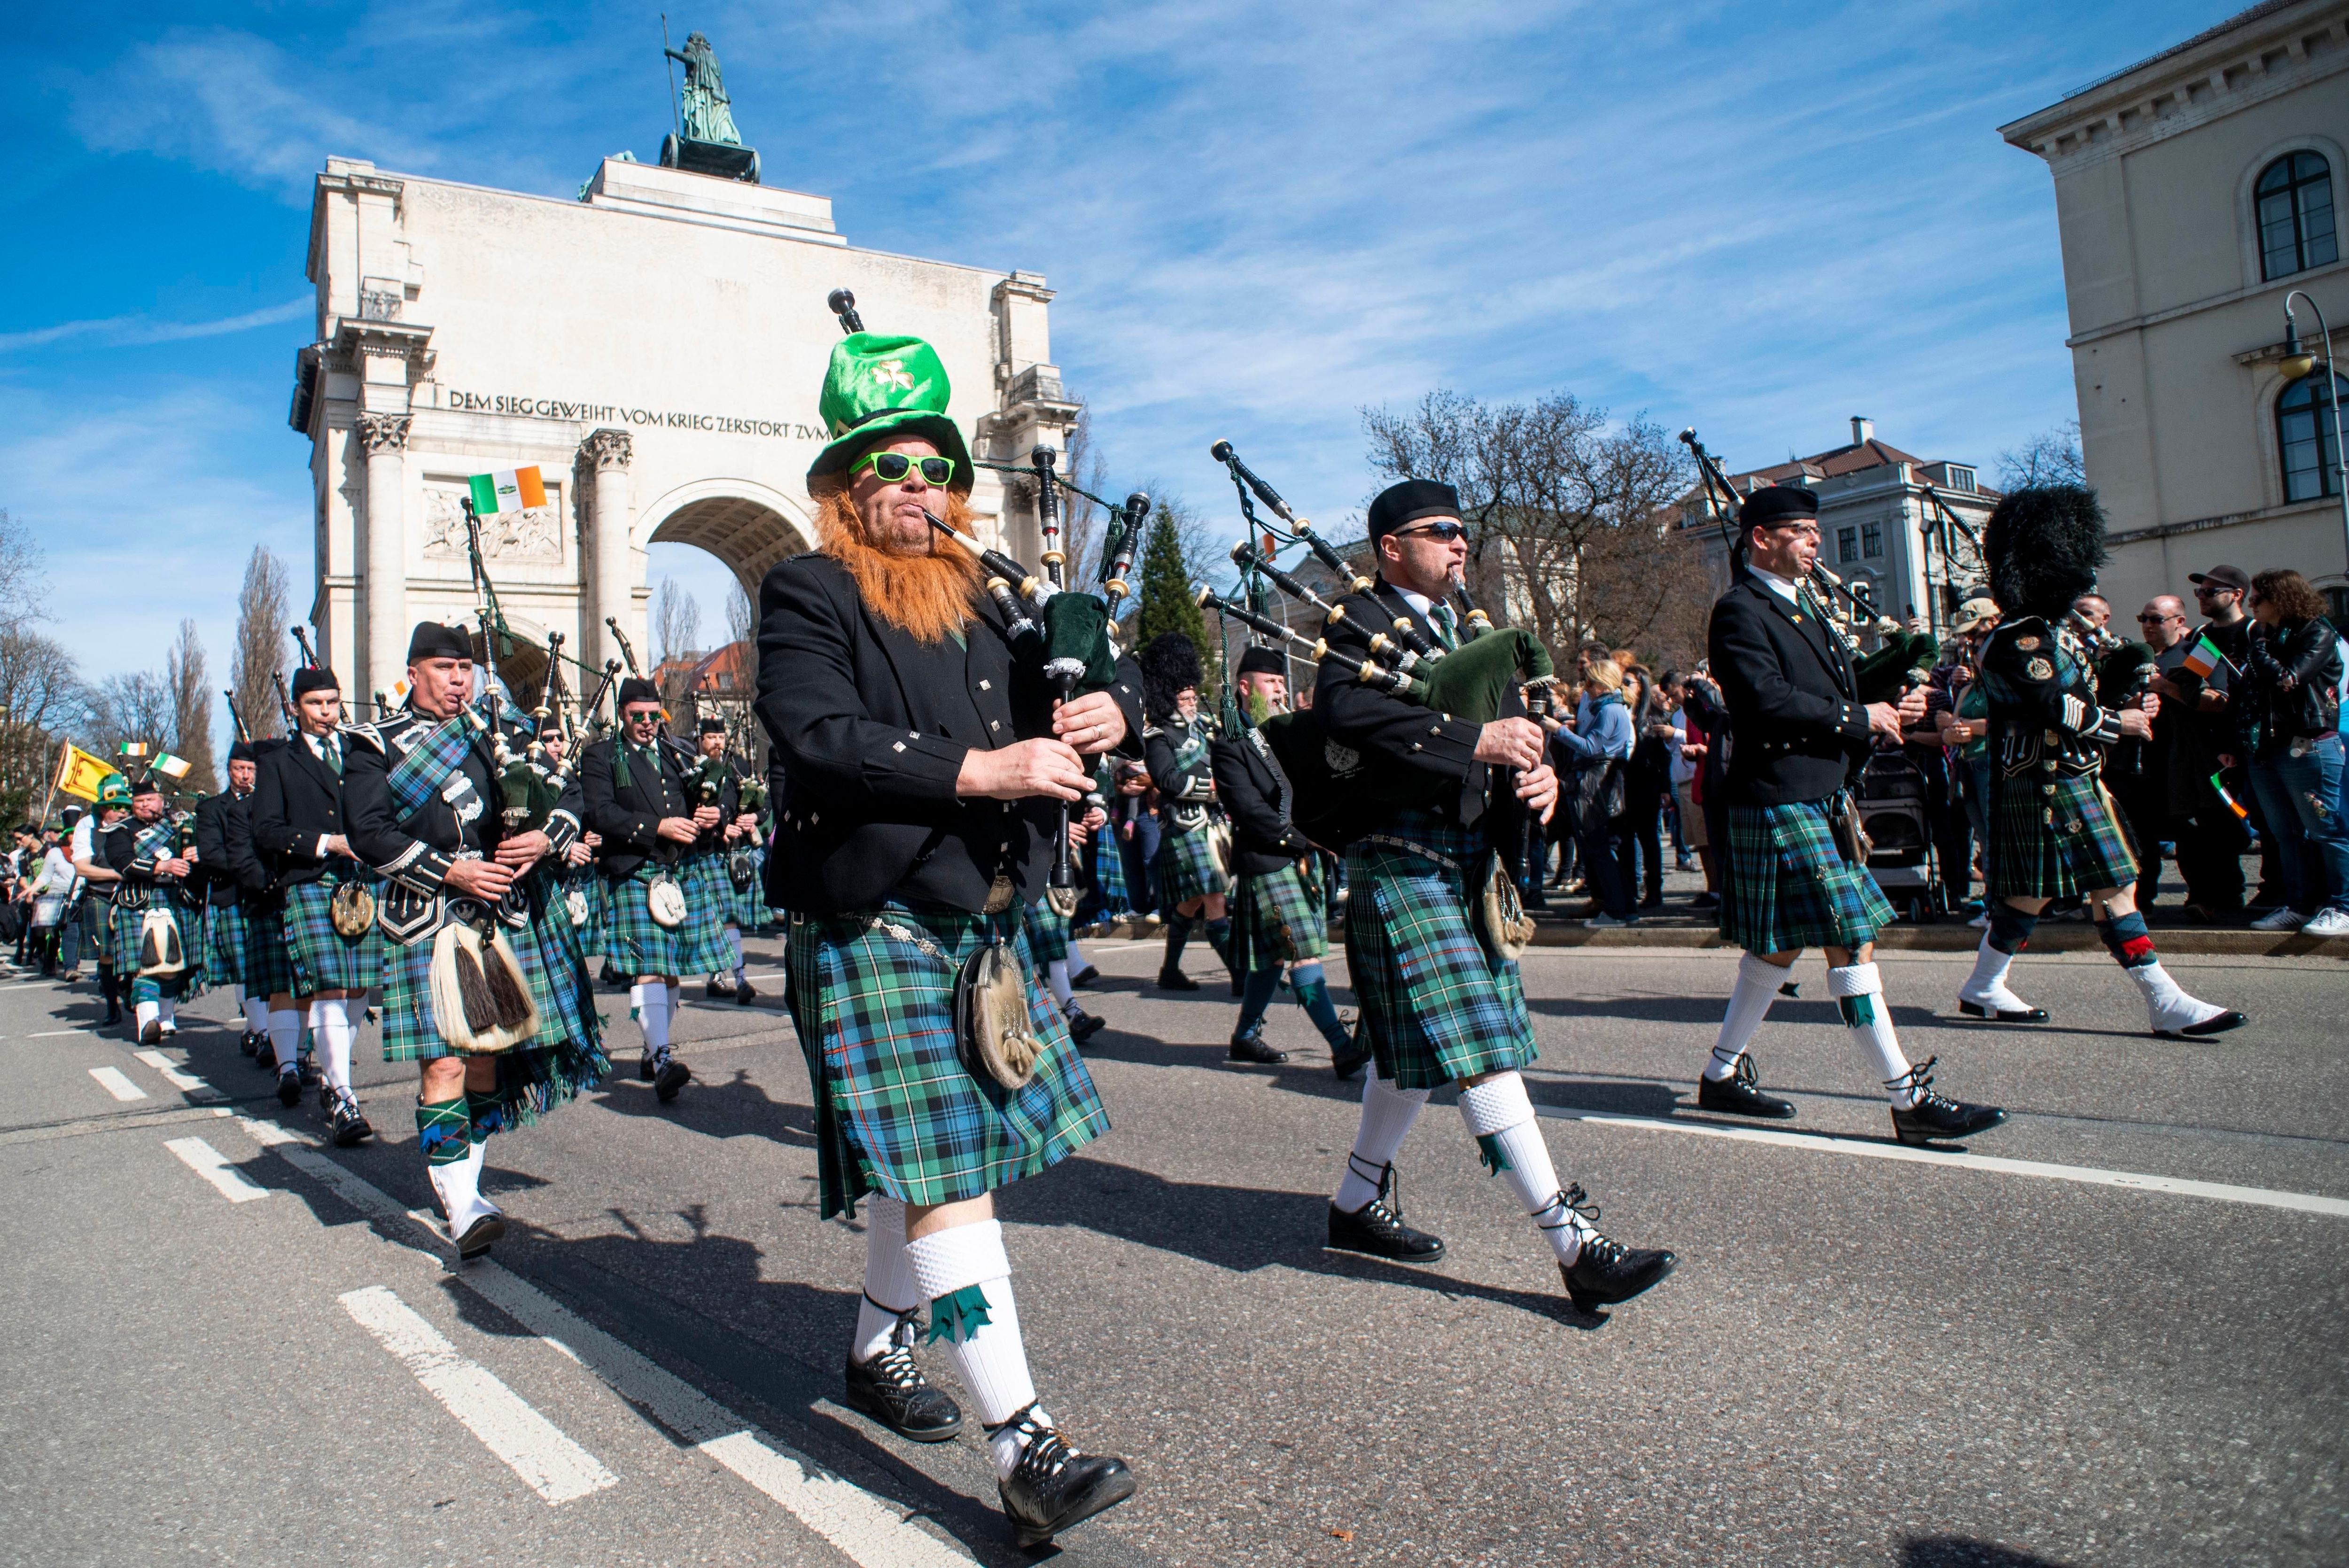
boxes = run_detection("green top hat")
[94,775,134,811]
[807,333,973,492]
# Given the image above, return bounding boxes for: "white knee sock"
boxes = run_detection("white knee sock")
[632,982,670,1055]
[268,1008,303,1071]
[1960,933,2026,1007]
[903,1219,1040,1478]
[852,1195,918,1364]
[1827,963,1914,1107]
[1045,959,1073,1008]
[311,998,356,1094]
[1705,952,1785,1079]
[666,978,682,1019]
[241,996,268,1035]
[1457,1072,1592,1264]
[428,1142,483,1229]
[724,928,744,984]
[1066,939,1090,972]
[1333,1074,1432,1212]
[230,984,245,1015]
[158,996,177,1026]
[463,1136,497,1216]
[135,1000,159,1035]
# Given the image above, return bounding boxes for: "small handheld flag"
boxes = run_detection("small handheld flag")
[2210,771,2248,821]
[116,741,150,760]
[151,753,193,782]
[467,466,547,516]
[2179,636,2223,680]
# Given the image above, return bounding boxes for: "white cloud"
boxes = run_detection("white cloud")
[0,297,311,354]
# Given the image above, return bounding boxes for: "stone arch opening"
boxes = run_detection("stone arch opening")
[640,479,817,599]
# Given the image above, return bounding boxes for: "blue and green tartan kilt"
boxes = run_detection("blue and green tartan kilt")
[1093,827,1131,912]
[1154,821,1227,906]
[242,895,296,998]
[110,895,205,998]
[1022,896,1072,965]
[784,902,1110,1220]
[281,870,383,994]
[204,901,250,991]
[378,880,609,1129]
[1987,770,2139,900]
[728,845,770,931]
[1719,801,1893,955]
[1234,861,1327,973]
[1342,810,1534,1092]
[598,862,734,979]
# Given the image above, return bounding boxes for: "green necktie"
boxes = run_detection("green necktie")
[1431,604,1458,650]
[321,735,342,776]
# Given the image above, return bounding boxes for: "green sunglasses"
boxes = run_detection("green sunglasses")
[850,450,957,486]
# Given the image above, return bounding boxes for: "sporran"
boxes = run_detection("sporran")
[1044,885,1080,919]
[1830,790,1873,865]
[329,879,377,938]
[1477,858,1534,962]
[427,917,541,1054]
[136,907,187,977]
[646,871,687,929]
[953,939,1043,1091]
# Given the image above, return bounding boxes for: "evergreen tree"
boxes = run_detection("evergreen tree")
[1132,504,1209,664]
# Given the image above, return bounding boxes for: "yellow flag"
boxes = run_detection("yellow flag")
[54,743,119,802]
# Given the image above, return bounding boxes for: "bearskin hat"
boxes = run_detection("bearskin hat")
[1982,485,2108,620]
[1139,632,1202,721]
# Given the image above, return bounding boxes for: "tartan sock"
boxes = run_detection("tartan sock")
[1987,903,2038,955]
[852,1195,918,1364]
[724,927,745,984]
[98,965,116,1004]
[904,1219,1039,1476]
[241,997,268,1034]
[130,975,160,1003]
[467,1089,508,1142]
[416,1097,470,1165]
[1334,1074,1431,1212]
[2095,911,2157,969]
[1045,959,1073,1008]
[268,1008,303,1071]
[1236,967,1280,1033]
[1205,917,1232,962]
[1458,1072,1592,1264]
[632,983,670,1056]
[1290,964,1351,1050]
[1827,963,1915,1107]
[311,998,356,1094]
[1161,913,1193,971]
[1705,952,1784,1080]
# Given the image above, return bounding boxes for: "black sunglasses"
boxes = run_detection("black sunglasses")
[1395,521,1469,543]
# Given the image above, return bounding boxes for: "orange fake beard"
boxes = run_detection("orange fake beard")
[813,485,984,646]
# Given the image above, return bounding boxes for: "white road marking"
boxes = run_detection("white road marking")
[339,1285,619,1506]
[135,1049,217,1098]
[88,1066,146,1101]
[1543,1106,2349,1218]
[264,1140,972,1563]
[35,1029,93,1037]
[227,1112,300,1147]
[164,1136,270,1203]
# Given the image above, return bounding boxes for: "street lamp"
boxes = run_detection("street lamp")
[2279,290,2349,576]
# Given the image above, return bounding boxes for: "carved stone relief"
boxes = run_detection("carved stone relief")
[422,483,563,561]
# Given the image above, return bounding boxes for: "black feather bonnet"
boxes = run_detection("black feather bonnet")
[1982,485,2108,620]
[1139,632,1202,722]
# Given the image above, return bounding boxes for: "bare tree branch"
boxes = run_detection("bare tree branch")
[1995,420,2085,491]
[230,545,291,742]
[166,619,218,795]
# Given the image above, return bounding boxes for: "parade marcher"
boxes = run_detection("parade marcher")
[1693,485,2009,1142]
[1141,634,1231,990]
[252,664,380,1146]
[24,824,80,978]
[681,718,762,1004]
[1025,809,1109,1045]
[1210,645,1353,1065]
[70,791,127,1025]
[221,737,313,1100]
[1956,488,2247,1037]
[579,681,732,1104]
[343,621,609,1259]
[758,325,1138,1546]
[1316,477,1678,1313]
[193,741,270,1055]
[98,775,204,1043]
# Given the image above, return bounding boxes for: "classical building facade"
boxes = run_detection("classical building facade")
[2002,0,2349,614]
[289,155,1078,708]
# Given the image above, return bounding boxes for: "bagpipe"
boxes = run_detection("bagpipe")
[1680,428,1940,704]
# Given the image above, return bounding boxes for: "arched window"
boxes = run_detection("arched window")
[2257,152,2338,280]
[2279,371,2349,502]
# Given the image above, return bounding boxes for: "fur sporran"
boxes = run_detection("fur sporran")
[1477,859,1534,962]
[646,871,687,929]
[1045,885,1080,918]
[329,879,377,938]
[1208,819,1236,878]
[427,920,541,1054]
[136,908,187,977]
[564,887,591,929]
[953,940,1043,1091]
[727,850,755,892]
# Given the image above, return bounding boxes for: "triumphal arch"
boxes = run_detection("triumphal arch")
[289,109,1075,706]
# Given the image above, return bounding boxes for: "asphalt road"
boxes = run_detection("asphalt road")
[2,931,2342,1567]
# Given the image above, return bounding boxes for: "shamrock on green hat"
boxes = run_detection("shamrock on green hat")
[807,333,973,492]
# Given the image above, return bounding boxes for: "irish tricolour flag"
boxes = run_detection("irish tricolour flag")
[2178,634,2227,680]
[467,466,546,515]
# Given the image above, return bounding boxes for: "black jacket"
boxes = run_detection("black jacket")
[2242,616,2344,751]
[580,734,699,878]
[250,732,351,887]
[1145,714,1221,834]
[99,812,187,907]
[343,707,580,895]
[1707,575,1875,806]
[753,553,1145,918]
[1211,728,1310,875]
[1313,576,1493,827]
[190,790,250,908]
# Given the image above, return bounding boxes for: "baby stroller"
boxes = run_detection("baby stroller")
[1854,747,1943,922]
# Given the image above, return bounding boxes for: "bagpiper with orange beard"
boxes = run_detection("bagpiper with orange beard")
[758,325,1145,1550]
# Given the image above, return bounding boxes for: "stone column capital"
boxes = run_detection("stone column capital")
[584,427,634,470]
[356,412,412,454]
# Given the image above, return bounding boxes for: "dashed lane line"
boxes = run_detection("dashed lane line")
[87,1066,146,1102]
[1541,1105,2349,1218]
[339,1285,619,1506]
[135,1049,219,1099]
[164,1136,270,1203]
[262,1133,976,1564]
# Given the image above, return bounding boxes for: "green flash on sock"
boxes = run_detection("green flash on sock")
[416,1098,470,1165]
[1836,994,1876,1027]
[924,1284,995,1345]
[1476,1132,1513,1175]
[467,1089,509,1143]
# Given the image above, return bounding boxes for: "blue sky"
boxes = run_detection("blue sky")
[2,0,2227,691]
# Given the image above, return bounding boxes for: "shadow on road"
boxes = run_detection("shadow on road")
[1901,1539,2075,1568]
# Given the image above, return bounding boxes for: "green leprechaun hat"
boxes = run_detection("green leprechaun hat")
[94,775,134,811]
[807,333,973,491]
